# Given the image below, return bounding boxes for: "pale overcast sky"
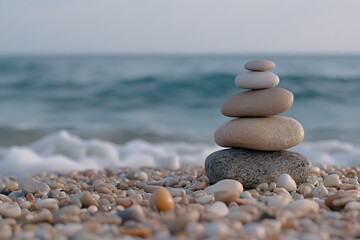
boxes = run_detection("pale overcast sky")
[1,0,360,55]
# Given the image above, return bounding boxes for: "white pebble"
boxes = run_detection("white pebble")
[203,221,229,237]
[34,199,59,211]
[288,199,319,217]
[167,188,186,197]
[227,211,252,223]
[323,174,340,188]
[312,184,328,198]
[185,223,204,236]
[240,191,252,199]
[206,201,229,217]
[0,202,21,218]
[266,195,290,208]
[196,195,214,204]
[205,179,243,195]
[134,171,148,181]
[273,187,290,196]
[306,176,319,186]
[56,223,84,237]
[243,223,266,239]
[345,201,360,211]
[88,205,98,214]
[276,174,297,192]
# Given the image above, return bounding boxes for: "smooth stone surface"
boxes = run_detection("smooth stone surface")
[221,88,293,117]
[287,199,319,217]
[80,192,98,208]
[0,202,21,218]
[206,201,229,217]
[205,148,311,189]
[0,223,12,239]
[150,187,174,212]
[18,176,50,195]
[323,174,340,188]
[204,179,243,195]
[276,174,297,192]
[168,211,200,233]
[235,71,279,89]
[244,60,275,72]
[214,116,304,151]
[312,184,328,198]
[118,204,145,222]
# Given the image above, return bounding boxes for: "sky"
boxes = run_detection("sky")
[1,0,360,55]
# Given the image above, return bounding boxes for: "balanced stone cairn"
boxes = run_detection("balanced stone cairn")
[205,60,312,189]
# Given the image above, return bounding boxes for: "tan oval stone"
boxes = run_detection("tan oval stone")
[150,187,174,212]
[221,88,293,117]
[214,116,304,151]
[244,60,275,72]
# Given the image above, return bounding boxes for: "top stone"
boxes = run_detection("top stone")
[244,60,275,72]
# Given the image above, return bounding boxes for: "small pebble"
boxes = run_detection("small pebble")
[118,204,145,222]
[288,199,319,217]
[18,176,50,195]
[312,184,329,198]
[323,174,340,188]
[150,187,174,212]
[0,222,12,239]
[195,195,214,204]
[206,201,229,217]
[205,179,243,195]
[276,174,297,192]
[88,205,98,214]
[266,195,290,208]
[203,221,229,237]
[344,201,360,211]
[134,171,148,181]
[227,210,252,223]
[0,194,13,203]
[80,192,98,208]
[243,223,266,239]
[168,211,200,233]
[0,202,21,218]
[34,199,59,211]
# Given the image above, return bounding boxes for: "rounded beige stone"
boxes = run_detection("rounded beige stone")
[244,60,275,72]
[235,71,279,89]
[214,116,304,151]
[221,88,293,117]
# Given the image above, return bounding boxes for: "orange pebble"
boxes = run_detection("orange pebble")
[150,187,174,212]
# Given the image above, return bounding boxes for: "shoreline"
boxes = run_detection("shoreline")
[0,165,359,239]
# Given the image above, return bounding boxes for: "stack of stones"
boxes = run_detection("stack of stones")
[205,60,312,189]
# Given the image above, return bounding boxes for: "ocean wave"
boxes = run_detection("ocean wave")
[0,130,359,175]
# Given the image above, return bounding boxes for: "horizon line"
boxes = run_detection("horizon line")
[1,52,360,58]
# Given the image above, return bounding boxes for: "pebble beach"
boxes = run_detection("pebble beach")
[0,164,359,239]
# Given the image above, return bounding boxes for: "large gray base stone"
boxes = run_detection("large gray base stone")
[205,148,311,189]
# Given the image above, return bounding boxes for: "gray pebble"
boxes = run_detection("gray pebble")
[18,176,50,195]
[118,204,145,222]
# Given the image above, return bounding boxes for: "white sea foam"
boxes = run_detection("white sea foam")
[0,130,359,175]
[0,130,219,175]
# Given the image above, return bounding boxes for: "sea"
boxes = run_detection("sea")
[0,55,360,175]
